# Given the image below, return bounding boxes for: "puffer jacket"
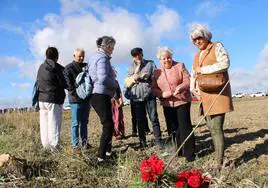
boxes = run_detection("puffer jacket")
[124,59,155,102]
[88,51,117,97]
[37,59,67,104]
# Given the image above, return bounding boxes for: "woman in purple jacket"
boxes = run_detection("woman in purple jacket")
[88,36,118,163]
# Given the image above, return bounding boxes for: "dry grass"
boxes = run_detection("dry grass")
[0,97,267,187]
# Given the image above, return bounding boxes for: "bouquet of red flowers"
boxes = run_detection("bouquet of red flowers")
[140,155,210,188]
[175,169,210,188]
[140,154,164,182]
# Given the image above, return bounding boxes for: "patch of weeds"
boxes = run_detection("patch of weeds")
[94,166,114,177]
[0,175,5,182]
[128,175,150,188]
[0,124,16,135]
[4,157,58,180]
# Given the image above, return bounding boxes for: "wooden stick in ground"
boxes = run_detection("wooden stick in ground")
[164,78,231,171]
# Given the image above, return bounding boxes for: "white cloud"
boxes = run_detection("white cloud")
[19,60,42,80]
[196,1,226,17]
[0,56,23,69]
[28,1,182,71]
[11,82,31,90]
[0,23,24,35]
[0,96,31,109]
[147,5,181,39]
[0,56,40,80]
[231,44,268,93]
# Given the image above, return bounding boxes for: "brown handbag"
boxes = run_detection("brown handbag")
[197,72,227,92]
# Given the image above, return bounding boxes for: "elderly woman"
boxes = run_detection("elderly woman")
[152,47,195,161]
[88,36,118,163]
[189,24,233,170]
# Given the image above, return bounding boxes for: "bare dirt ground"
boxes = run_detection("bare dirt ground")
[0,97,267,187]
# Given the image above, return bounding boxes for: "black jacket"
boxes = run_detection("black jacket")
[37,59,67,105]
[64,61,88,103]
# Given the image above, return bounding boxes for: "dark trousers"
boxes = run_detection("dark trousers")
[91,94,113,159]
[145,97,162,143]
[163,103,195,157]
[132,101,147,144]
[130,100,149,134]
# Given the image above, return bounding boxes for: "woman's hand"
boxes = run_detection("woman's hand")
[192,88,200,99]
[195,66,201,74]
[162,91,172,98]
[173,86,183,96]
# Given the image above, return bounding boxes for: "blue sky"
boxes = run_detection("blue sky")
[1,0,268,108]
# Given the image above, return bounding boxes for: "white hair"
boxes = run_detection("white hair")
[189,24,212,42]
[156,46,173,59]
[73,48,85,54]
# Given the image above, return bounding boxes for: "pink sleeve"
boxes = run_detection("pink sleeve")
[175,63,190,90]
[152,71,163,98]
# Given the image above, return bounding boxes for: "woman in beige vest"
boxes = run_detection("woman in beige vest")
[189,24,234,171]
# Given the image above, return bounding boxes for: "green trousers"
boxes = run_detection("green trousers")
[206,114,225,166]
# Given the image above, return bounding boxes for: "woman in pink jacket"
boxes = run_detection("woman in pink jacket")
[152,47,195,161]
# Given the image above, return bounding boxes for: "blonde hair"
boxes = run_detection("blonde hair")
[156,46,173,59]
[189,24,212,42]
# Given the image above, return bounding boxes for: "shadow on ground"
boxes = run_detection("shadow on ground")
[195,128,268,165]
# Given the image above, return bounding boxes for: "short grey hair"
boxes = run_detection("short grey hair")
[96,36,116,49]
[189,24,212,42]
[73,48,85,54]
[156,46,173,59]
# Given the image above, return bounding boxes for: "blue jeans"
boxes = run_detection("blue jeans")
[70,102,90,148]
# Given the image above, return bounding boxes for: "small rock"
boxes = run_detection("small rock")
[0,154,10,167]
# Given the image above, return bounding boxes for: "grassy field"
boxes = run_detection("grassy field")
[0,97,267,187]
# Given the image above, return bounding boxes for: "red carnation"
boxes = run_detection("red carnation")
[175,180,186,188]
[187,175,202,188]
[190,169,202,178]
[177,170,191,180]
[140,155,164,182]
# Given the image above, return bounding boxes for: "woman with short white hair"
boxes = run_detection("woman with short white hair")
[152,46,195,161]
[189,24,233,171]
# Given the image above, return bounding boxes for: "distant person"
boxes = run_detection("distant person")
[124,47,163,149]
[152,46,195,161]
[111,78,125,140]
[189,24,234,170]
[64,48,91,153]
[37,47,67,151]
[88,36,118,163]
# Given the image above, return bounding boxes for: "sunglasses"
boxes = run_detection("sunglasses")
[193,36,203,43]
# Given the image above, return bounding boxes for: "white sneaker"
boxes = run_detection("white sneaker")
[106,152,112,157]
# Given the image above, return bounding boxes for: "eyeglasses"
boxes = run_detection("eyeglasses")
[193,36,203,43]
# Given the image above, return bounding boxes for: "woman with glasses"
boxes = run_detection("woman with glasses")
[189,24,233,171]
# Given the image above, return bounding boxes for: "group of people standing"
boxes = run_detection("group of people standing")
[36,23,233,169]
